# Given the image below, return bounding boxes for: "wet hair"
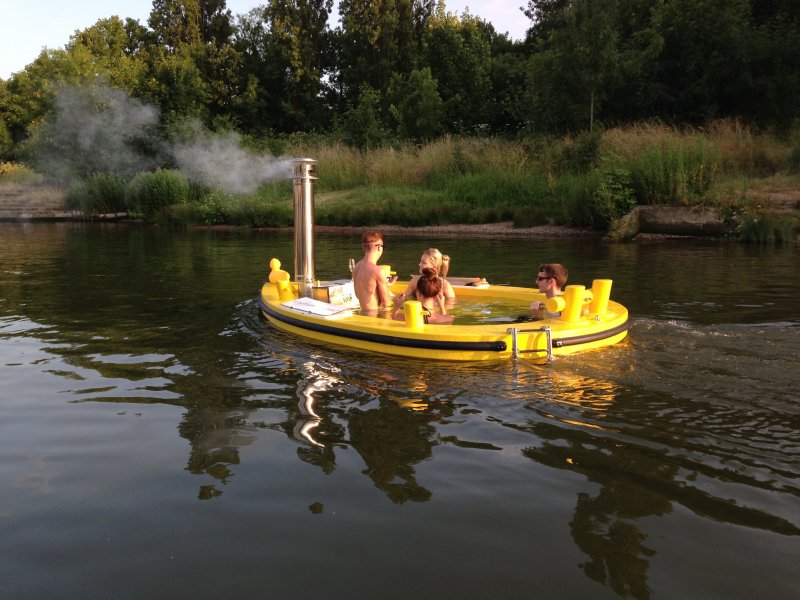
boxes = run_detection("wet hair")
[361,230,383,247]
[539,263,568,289]
[416,267,443,299]
[422,248,450,277]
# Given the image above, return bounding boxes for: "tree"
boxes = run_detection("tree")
[424,8,492,132]
[336,0,433,102]
[147,1,241,127]
[734,0,800,126]
[335,84,392,148]
[66,17,149,94]
[602,0,665,124]
[526,0,619,132]
[387,67,444,140]
[650,0,751,123]
[22,84,161,182]
[262,0,334,131]
[148,0,213,50]
[485,46,534,134]
[0,80,11,159]
[143,50,208,123]
[1,39,146,154]
[231,1,333,133]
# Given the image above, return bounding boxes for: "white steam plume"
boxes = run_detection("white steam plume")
[35,85,293,193]
[172,128,292,194]
[37,85,160,180]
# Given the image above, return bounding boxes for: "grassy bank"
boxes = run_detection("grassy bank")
[182,120,800,238]
[3,120,799,240]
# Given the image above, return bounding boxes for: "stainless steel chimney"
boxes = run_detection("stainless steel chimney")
[291,158,317,297]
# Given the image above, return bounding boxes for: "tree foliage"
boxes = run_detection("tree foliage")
[1,0,799,164]
[387,67,444,140]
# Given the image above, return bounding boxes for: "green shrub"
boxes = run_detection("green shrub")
[65,173,126,214]
[629,139,717,204]
[195,191,230,225]
[125,169,189,219]
[737,212,798,244]
[544,173,595,227]
[253,180,293,203]
[557,130,603,173]
[229,198,293,227]
[434,172,547,208]
[588,167,637,227]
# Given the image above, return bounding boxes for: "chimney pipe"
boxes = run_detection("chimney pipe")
[291,158,317,296]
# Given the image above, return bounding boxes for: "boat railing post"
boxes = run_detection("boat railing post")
[541,325,553,360]
[507,327,519,358]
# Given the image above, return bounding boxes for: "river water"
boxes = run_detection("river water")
[1,223,798,599]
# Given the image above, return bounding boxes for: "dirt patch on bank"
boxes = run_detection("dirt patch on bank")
[748,189,800,213]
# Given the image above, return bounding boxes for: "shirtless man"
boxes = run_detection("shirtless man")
[352,231,398,315]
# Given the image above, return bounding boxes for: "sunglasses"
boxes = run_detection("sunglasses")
[536,275,553,281]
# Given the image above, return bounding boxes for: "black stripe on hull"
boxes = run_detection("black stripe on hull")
[552,319,630,347]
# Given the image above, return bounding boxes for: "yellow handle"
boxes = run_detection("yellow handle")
[404,300,425,330]
[545,296,566,315]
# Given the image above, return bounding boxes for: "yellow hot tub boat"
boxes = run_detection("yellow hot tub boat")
[259,269,629,362]
[257,158,629,362]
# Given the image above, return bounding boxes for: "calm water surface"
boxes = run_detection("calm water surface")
[1,223,798,599]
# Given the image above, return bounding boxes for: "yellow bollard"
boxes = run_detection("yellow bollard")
[590,279,613,315]
[545,296,566,316]
[560,285,585,323]
[275,279,294,301]
[403,300,425,330]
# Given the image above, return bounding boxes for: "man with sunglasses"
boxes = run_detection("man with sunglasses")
[352,231,399,315]
[530,263,569,319]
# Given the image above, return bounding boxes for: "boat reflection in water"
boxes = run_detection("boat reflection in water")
[290,353,442,503]
[294,359,329,448]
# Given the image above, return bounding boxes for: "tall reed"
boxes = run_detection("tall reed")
[736,212,798,244]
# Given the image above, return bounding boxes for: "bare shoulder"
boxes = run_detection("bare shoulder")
[367,262,384,279]
[403,275,420,294]
[355,261,379,277]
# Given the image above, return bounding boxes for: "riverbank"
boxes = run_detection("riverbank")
[2,182,798,242]
[310,222,599,238]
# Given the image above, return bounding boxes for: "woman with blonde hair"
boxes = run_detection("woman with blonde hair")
[397,248,456,313]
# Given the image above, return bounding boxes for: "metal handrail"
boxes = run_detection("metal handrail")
[507,326,553,360]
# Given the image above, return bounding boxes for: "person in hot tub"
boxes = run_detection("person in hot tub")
[530,263,568,319]
[393,267,454,324]
[398,248,456,313]
[352,230,399,316]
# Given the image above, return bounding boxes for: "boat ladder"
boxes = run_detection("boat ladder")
[507,326,553,361]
